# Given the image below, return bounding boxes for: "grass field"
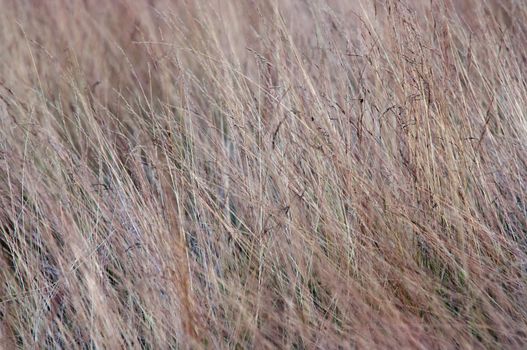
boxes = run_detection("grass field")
[1,0,527,348]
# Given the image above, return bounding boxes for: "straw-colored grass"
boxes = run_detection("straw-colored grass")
[1,0,526,348]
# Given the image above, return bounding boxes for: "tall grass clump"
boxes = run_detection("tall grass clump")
[1,0,526,348]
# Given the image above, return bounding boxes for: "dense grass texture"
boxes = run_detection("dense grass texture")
[1,0,527,348]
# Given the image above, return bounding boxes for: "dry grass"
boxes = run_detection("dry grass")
[0,0,526,348]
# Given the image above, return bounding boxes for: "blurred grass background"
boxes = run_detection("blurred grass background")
[0,0,526,348]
